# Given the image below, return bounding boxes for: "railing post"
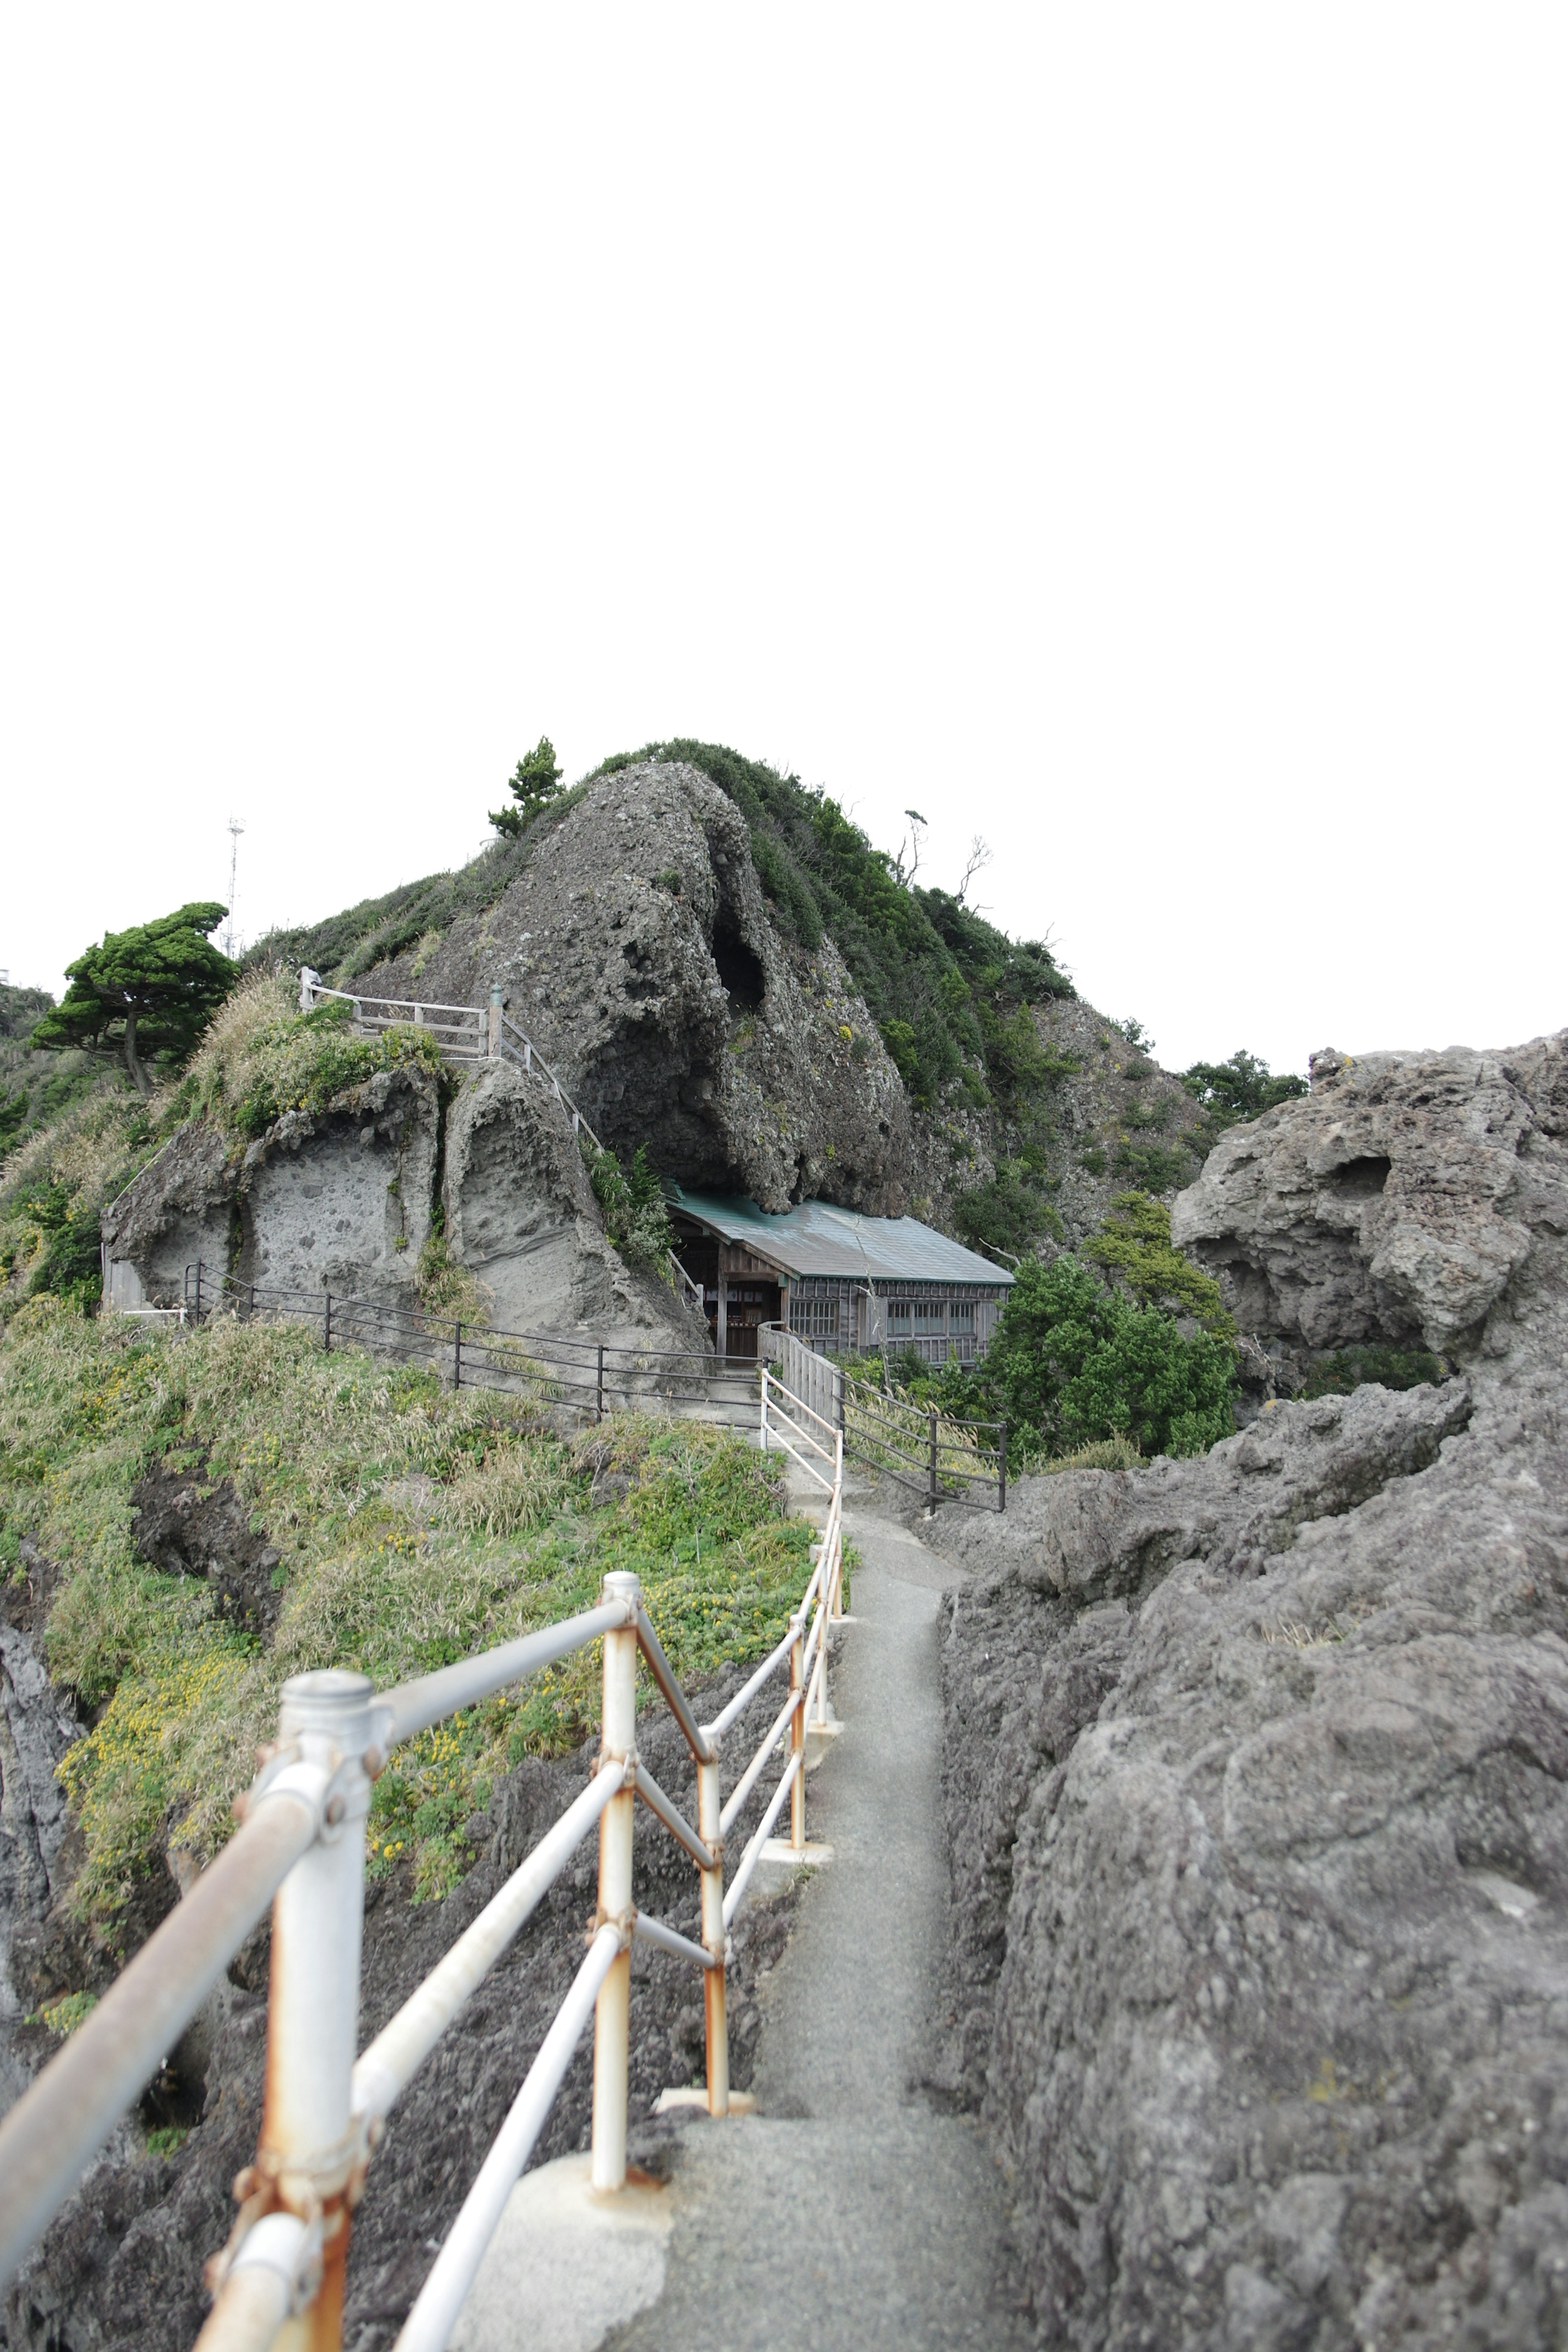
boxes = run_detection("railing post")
[831,1431,844,1619]
[192,1259,203,1323]
[998,1419,1007,1513]
[596,1343,605,1422]
[789,1618,805,1851]
[928,1407,938,1517]
[323,1291,332,1354]
[697,1754,729,2116]
[251,1669,376,2352]
[591,1572,639,2194]
[488,984,502,1058]
[453,1320,463,1390]
[759,1364,769,1451]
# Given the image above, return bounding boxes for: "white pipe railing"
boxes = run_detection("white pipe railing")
[0,1367,847,2352]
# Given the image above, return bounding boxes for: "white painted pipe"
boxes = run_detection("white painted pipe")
[723,1750,804,1930]
[392,1924,622,2352]
[720,1685,803,1837]
[591,1574,639,2194]
[632,1912,715,1971]
[352,1767,623,2124]
[194,2213,313,2352]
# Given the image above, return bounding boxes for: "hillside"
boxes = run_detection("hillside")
[256,740,1240,1255]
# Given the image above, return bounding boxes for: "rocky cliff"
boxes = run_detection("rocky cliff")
[351,760,915,1215]
[100,1056,697,1349]
[936,1030,1568,2347]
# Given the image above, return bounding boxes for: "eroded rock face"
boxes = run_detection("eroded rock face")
[354,762,913,1212]
[100,1062,693,1347]
[0,1561,84,2114]
[937,1027,1568,2348]
[1171,1034,1568,1355]
[441,1062,697,1342]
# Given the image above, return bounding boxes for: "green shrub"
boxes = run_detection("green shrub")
[1301,1345,1446,1399]
[940,1252,1236,1463]
[953,1163,1064,1256]
[1113,1138,1200,1192]
[1083,1192,1232,1332]
[1182,1050,1308,1137]
[172,971,445,1141]
[588,1143,675,1275]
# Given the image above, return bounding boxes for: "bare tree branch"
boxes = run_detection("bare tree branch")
[956,834,992,902]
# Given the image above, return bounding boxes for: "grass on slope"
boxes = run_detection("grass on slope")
[1,1301,815,1938]
[0,974,449,1325]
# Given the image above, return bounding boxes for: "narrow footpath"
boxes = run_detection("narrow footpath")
[608,1471,1029,2352]
[454,1470,1029,2352]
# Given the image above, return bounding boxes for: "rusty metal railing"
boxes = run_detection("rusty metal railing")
[0,1370,846,2352]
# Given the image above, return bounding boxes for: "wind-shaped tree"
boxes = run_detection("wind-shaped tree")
[489,736,565,837]
[33,903,236,1094]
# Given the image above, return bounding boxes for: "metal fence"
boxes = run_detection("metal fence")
[762,1325,1006,1511]
[0,1368,848,2352]
[180,1265,761,1432]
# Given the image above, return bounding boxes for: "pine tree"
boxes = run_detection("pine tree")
[489,737,565,838]
[33,903,236,1095]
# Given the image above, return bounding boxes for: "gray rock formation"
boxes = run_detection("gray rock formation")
[439,1061,683,1337]
[100,1062,695,1349]
[1171,1038,1565,1359]
[353,762,913,1214]
[101,1066,441,1314]
[0,1560,85,2113]
[937,1028,1568,2347]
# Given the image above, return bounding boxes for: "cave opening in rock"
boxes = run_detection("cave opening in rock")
[711,906,765,1010]
[1328,1156,1393,1196]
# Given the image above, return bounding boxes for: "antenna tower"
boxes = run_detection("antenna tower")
[223,818,245,959]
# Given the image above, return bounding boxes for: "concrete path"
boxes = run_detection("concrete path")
[461,1473,1029,2351]
[606,1479,1029,2351]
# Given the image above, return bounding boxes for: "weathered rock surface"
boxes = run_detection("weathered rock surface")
[1172,1036,1568,1357]
[0,1560,84,2114]
[100,1062,695,1349]
[2,1677,803,2352]
[129,1457,285,1638]
[935,1027,1568,2348]
[441,1060,691,1341]
[354,762,913,1213]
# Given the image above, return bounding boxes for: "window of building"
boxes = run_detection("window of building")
[913,1303,945,1334]
[885,1301,911,1335]
[791,1294,840,1341]
[950,1302,975,1331]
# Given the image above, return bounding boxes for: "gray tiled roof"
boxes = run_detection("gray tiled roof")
[665,1185,1014,1287]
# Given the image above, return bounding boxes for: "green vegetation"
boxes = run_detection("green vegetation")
[29,1989,98,2035]
[1,973,452,1325]
[953,1161,1065,1258]
[1,1091,156,1319]
[2,982,112,1158]
[1082,1191,1233,1331]
[908,1236,1236,1464]
[489,736,566,839]
[0,1303,816,1934]
[963,1253,1234,1461]
[1181,1049,1308,1138]
[34,904,237,1097]
[1301,1343,1446,1399]
[587,1143,675,1276]
[169,969,445,1141]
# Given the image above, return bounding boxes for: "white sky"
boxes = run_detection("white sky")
[2,7,1563,1078]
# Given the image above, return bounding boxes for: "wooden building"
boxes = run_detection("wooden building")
[665,1185,1014,1362]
